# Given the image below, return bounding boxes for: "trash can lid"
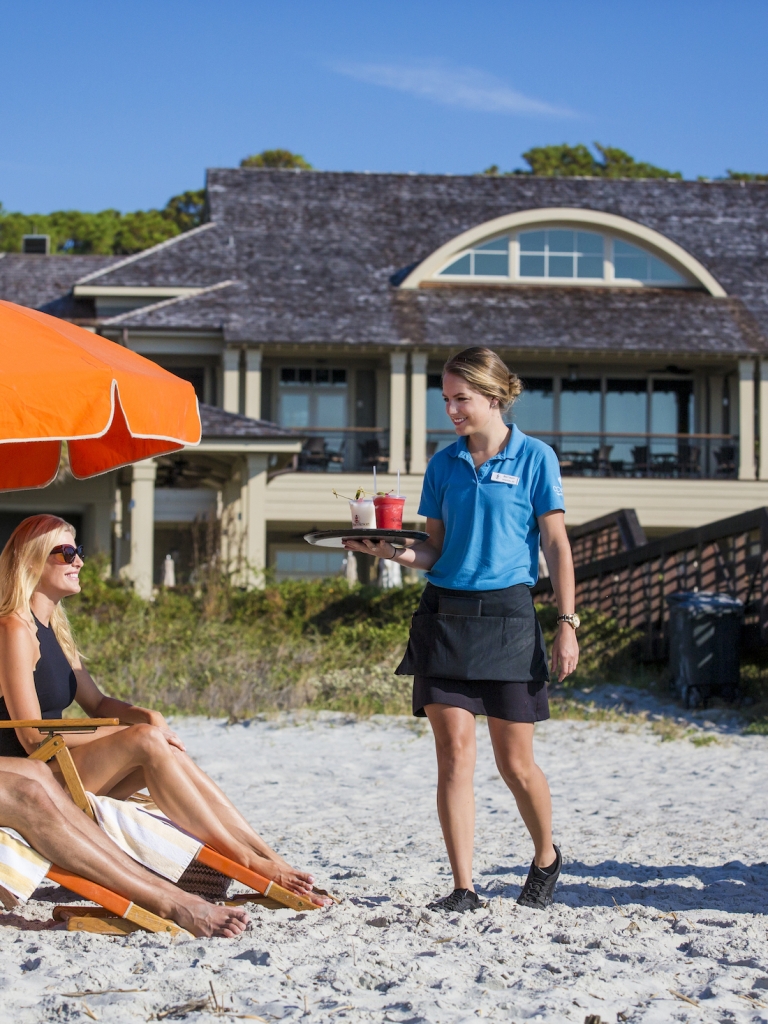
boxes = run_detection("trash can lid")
[666,590,743,616]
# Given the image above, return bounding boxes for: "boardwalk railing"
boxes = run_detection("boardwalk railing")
[569,509,647,568]
[535,507,768,658]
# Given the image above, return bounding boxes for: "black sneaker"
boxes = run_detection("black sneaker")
[426,888,483,913]
[516,846,562,910]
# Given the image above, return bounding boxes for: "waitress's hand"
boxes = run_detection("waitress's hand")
[342,538,396,558]
[551,624,579,682]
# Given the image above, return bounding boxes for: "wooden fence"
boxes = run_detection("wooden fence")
[569,509,647,568]
[537,506,768,658]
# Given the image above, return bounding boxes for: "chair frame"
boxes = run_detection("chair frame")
[0,717,319,923]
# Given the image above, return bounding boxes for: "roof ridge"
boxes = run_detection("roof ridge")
[75,222,218,285]
[101,279,236,325]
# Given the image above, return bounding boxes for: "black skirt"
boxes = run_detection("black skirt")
[397,582,550,723]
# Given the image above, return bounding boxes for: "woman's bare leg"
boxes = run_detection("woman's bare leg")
[68,726,318,899]
[0,761,248,937]
[486,718,555,867]
[425,704,477,891]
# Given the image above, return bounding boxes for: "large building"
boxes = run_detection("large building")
[2,169,768,594]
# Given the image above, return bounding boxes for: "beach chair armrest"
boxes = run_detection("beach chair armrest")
[0,718,119,732]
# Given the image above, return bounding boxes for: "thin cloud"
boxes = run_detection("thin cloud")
[330,61,578,118]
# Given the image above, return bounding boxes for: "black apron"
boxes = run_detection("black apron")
[396,582,549,683]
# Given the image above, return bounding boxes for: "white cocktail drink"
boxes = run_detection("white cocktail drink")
[348,498,377,529]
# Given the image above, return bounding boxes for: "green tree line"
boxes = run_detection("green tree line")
[2,145,764,256]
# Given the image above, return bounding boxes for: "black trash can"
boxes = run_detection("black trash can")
[666,591,743,708]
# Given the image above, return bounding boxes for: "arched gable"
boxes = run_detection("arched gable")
[399,208,726,296]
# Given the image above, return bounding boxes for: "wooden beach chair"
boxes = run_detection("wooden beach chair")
[0,718,320,914]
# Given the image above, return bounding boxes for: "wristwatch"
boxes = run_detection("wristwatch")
[557,613,581,630]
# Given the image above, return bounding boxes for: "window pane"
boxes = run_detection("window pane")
[577,231,603,254]
[614,255,648,279]
[476,237,508,252]
[513,379,553,434]
[649,256,683,283]
[298,368,312,384]
[561,380,601,449]
[279,392,310,428]
[440,254,471,275]
[548,229,574,252]
[474,253,508,276]
[577,255,603,278]
[332,369,346,384]
[520,254,545,277]
[614,239,644,256]
[427,386,448,429]
[280,367,296,383]
[314,368,330,384]
[606,380,647,465]
[519,230,546,252]
[549,255,574,278]
[316,392,347,427]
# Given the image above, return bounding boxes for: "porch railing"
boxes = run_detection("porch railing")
[275,427,390,474]
[429,431,739,479]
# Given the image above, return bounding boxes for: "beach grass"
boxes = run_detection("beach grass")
[67,558,760,732]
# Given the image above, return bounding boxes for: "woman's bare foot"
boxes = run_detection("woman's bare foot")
[176,899,249,938]
[248,855,332,907]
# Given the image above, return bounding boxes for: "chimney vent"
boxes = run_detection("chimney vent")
[22,235,50,255]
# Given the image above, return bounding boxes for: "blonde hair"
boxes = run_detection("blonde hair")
[443,347,523,413]
[0,515,80,664]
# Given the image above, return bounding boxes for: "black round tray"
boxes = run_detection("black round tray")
[304,528,429,550]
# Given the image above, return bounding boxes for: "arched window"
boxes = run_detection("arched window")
[438,228,687,286]
[400,208,725,294]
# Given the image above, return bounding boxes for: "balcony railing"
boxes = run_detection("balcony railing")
[431,431,739,479]
[278,428,739,479]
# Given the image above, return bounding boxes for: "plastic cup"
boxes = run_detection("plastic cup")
[373,494,405,531]
[348,498,377,529]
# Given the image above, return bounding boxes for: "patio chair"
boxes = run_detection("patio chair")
[298,436,330,470]
[359,438,389,469]
[0,718,320,914]
[631,446,650,476]
[714,445,737,477]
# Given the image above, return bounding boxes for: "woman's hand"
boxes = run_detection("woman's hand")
[146,711,186,752]
[551,623,579,683]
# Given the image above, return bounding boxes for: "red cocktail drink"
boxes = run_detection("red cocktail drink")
[373,494,405,530]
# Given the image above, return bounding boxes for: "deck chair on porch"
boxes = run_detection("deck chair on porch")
[0,718,322,916]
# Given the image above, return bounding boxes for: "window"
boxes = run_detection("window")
[435,229,689,287]
[613,240,685,284]
[278,366,348,464]
[427,373,455,458]
[560,379,601,452]
[605,379,647,464]
[519,230,604,280]
[513,378,554,434]
[438,237,509,277]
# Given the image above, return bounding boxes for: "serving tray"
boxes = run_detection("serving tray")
[304,528,429,550]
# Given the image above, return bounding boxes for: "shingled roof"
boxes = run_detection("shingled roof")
[199,403,300,440]
[3,171,768,355]
[0,253,122,319]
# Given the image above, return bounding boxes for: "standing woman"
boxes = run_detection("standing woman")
[345,347,579,912]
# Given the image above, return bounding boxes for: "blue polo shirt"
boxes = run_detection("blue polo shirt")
[418,425,564,591]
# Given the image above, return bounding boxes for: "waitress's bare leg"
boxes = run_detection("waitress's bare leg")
[486,718,555,868]
[424,704,477,891]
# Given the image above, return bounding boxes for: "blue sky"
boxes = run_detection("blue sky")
[1,0,766,213]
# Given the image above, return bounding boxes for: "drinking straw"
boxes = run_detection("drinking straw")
[397,469,401,496]
[373,467,377,494]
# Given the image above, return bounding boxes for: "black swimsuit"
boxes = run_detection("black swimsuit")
[0,614,78,757]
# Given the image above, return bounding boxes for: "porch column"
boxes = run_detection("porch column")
[738,359,756,480]
[708,374,723,478]
[243,453,269,587]
[128,459,156,600]
[245,348,262,420]
[409,352,428,475]
[760,361,768,480]
[388,352,407,474]
[222,347,241,414]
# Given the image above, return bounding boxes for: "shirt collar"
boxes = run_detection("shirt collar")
[448,424,526,461]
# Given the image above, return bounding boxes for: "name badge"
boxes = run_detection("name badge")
[491,471,519,485]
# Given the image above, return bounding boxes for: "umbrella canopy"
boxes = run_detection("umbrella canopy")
[0,300,201,491]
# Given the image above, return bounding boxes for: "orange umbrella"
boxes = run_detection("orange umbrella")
[0,300,201,491]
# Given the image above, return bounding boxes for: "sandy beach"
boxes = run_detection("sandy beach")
[1,701,766,1023]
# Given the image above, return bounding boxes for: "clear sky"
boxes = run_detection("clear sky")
[1,0,766,213]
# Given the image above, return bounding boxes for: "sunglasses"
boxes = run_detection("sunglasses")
[49,544,84,564]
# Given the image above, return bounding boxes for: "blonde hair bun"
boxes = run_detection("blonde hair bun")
[443,347,522,412]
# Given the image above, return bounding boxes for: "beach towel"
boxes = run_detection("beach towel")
[0,827,50,908]
[87,793,202,883]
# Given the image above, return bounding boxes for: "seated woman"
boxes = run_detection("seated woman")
[0,515,327,907]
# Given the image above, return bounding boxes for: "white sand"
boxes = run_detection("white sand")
[1,708,767,1023]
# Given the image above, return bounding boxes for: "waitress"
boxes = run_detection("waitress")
[344,346,579,913]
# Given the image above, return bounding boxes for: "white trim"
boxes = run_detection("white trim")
[101,281,235,325]
[74,285,203,299]
[400,208,726,296]
[74,222,218,285]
